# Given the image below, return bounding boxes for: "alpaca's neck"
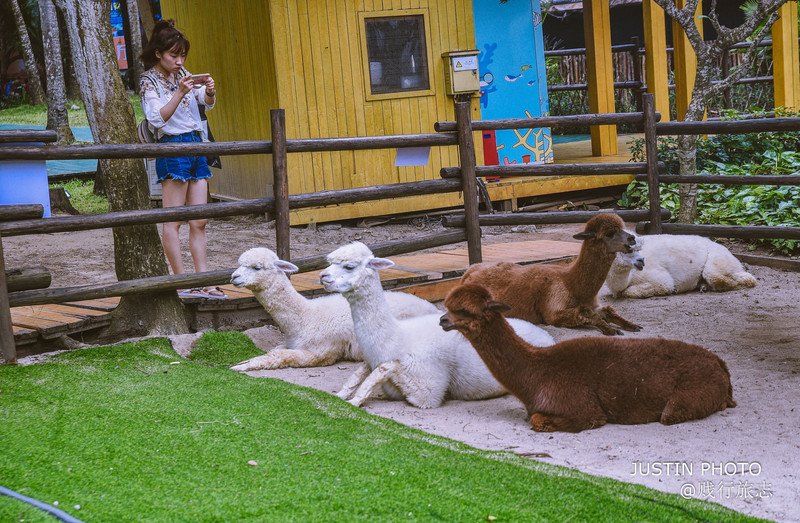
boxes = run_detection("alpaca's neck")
[253,276,309,334]
[565,241,617,299]
[343,275,400,364]
[468,317,543,397]
[605,260,634,294]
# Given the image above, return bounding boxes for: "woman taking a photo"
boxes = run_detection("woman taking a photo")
[139,19,225,299]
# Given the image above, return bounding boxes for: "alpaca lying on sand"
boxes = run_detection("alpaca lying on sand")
[462,213,641,335]
[440,283,736,433]
[229,247,439,370]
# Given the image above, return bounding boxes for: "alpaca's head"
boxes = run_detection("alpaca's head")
[440,283,512,338]
[319,241,394,294]
[572,214,636,254]
[612,234,645,272]
[231,247,298,292]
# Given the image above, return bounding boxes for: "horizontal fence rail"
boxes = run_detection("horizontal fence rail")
[442,209,672,228]
[634,174,800,185]
[0,134,459,162]
[0,179,463,237]
[441,162,662,179]
[435,111,657,132]
[637,223,800,240]
[7,229,468,308]
[0,130,58,143]
[656,117,800,135]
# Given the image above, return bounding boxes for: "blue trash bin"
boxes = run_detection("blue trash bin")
[0,141,51,217]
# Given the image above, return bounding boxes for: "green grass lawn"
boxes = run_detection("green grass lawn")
[0,95,142,127]
[0,332,764,522]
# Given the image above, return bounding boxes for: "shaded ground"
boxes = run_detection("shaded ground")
[6,214,800,522]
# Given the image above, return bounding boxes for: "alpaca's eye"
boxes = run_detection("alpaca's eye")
[253,264,263,270]
[345,263,358,270]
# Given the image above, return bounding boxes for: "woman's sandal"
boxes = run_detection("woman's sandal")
[177,287,209,298]
[202,286,227,299]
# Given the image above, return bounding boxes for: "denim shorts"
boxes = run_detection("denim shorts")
[156,131,213,182]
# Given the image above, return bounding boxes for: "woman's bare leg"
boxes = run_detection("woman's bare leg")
[160,178,189,274]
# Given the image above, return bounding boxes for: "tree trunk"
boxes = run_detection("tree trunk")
[135,0,156,44]
[54,0,189,339]
[39,0,74,144]
[8,0,46,105]
[55,4,82,102]
[122,0,144,91]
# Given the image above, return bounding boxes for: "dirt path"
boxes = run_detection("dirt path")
[7,215,800,522]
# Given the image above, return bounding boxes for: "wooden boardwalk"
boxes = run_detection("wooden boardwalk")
[10,239,581,349]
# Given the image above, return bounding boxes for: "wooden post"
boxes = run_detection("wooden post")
[271,109,290,262]
[721,49,732,110]
[630,37,643,113]
[642,0,671,122]
[772,2,800,111]
[582,0,618,156]
[0,237,16,363]
[672,0,702,121]
[643,93,662,234]
[454,100,482,264]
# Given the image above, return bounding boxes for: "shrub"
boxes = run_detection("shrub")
[620,108,800,255]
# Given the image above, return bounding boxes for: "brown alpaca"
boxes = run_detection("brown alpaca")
[440,283,736,433]
[461,213,641,335]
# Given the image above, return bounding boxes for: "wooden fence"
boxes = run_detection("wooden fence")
[2,93,800,362]
[546,38,789,115]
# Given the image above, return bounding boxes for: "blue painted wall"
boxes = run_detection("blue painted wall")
[473,0,552,166]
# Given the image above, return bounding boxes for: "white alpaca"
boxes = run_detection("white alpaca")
[229,247,439,371]
[319,242,555,409]
[605,234,757,298]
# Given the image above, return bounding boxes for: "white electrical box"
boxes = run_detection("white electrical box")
[442,50,480,95]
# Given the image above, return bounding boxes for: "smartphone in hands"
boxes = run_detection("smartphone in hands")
[191,74,210,87]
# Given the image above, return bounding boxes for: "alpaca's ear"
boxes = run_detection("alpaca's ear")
[487,301,512,313]
[274,260,299,274]
[573,231,595,241]
[367,257,395,270]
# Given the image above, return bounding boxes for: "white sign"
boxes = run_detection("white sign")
[395,147,431,167]
[452,55,478,71]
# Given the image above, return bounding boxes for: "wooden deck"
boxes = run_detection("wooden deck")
[9,239,581,351]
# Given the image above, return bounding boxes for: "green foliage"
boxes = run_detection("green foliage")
[48,179,109,214]
[0,336,761,522]
[622,108,800,255]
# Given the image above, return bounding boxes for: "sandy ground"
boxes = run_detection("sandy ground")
[6,215,800,522]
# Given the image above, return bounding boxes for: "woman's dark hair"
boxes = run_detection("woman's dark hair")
[139,19,190,69]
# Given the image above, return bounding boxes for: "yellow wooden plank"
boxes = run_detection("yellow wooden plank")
[772,2,800,111]
[582,0,617,155]
[642,0,671,121]
[672,0,702,121]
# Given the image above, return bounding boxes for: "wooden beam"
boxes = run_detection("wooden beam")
[0,237,16,363]
[772,2,800,111]
[672,0,702,121]
[642,0,671,121]
[582,0,618,155]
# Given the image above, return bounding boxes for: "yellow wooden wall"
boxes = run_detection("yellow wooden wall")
[160,2,279,199]
[161,0,480,222]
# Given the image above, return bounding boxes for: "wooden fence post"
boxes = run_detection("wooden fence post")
[271,109,290,261]
[630,37,644,114]
[721,49,732,110]
[643,93,663,233]
[454,99,482,264]
[0,237,17,363]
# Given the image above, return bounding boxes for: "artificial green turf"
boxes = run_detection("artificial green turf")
[0,338,765,522]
